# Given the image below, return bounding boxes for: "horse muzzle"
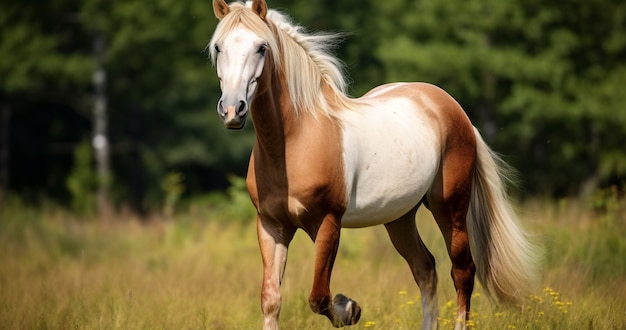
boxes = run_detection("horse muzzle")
[218,99,249,130]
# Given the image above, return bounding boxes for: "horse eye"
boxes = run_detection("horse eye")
[214,44,221,53]
[257,44,267,56]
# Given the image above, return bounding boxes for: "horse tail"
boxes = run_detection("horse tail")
[467,127,538,304]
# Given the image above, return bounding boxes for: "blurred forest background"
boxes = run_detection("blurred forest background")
[1,0,625,215]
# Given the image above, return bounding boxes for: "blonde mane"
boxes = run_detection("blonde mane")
[209,1,358,117]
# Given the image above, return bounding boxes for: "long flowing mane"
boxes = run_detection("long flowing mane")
[209,1,358,117]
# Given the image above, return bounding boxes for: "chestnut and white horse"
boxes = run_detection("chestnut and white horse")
[208,1,537,329]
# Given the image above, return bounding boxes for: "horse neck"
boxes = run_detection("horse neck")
[250,69,299,161]
[250,55,345,163]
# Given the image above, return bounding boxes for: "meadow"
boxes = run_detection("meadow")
[1,189,625,329]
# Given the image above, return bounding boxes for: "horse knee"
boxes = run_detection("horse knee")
[261,289,282,317]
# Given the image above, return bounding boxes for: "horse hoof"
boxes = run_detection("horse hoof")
[332,293,361,326]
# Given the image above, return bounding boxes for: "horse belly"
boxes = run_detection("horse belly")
[339,101,440,228]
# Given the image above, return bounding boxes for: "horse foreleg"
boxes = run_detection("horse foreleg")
[257,218,296,330]
[308,215,361,327]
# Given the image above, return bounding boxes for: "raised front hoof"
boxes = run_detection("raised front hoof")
[331,293,361,327]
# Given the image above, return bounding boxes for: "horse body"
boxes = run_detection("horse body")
[341,83,446,228]
[248,80,460,228]
[209,1,537,329]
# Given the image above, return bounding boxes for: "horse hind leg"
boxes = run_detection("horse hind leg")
[426,151,476,330]
[384,205,438,330]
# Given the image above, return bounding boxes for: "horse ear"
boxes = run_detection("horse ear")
[213,0,230,20]
[251,0,268,20]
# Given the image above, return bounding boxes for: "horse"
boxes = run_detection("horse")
[208,1,537,329]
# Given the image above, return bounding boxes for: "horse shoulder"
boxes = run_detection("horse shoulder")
[284,116,347,216]
[247,116,347,229]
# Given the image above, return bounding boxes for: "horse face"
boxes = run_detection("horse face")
[214,28,268,129]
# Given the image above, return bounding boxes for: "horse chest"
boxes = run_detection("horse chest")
[248,160,343,228]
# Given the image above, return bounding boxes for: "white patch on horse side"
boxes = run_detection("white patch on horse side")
[339,84,441,228]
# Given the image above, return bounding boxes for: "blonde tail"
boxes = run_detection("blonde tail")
[467,127,538,304]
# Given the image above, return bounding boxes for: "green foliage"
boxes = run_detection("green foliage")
[544,193,626,285]
[161,171,185,216]
[588,185,624,217]
[0,3,92,94]
[224,174,257,222]
[2,0,626,209]
[65,140,96,216]
[359,0,626,195]
[190,175,257,225]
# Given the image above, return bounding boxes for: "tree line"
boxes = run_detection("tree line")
[1,0,624,213]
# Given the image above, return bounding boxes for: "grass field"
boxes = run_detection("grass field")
[1,194,625,329]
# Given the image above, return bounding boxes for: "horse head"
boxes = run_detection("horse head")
[210,0,271,129]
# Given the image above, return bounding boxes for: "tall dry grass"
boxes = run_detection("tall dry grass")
[0,191,624,329]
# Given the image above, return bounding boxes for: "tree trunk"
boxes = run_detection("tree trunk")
[0,104,10,208]
[92,31,112,218]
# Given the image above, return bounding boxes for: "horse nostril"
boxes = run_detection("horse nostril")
[218,99,225,115]
[237,100,247,114]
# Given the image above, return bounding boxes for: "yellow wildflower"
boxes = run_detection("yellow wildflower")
[364,321,376,328]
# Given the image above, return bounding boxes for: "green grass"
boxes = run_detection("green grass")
[0,196,625,329]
